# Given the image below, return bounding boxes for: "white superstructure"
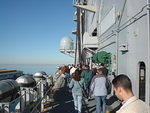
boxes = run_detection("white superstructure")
[72,0,150,105]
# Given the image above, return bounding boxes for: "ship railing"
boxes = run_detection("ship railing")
[0,83,38,113]
[30,85,52,113]
[0,93,25,113]
[0,79,53,113]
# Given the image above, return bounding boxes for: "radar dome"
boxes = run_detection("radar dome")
[60,36,74,52]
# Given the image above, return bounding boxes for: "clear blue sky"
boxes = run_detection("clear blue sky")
[0,0,75,64]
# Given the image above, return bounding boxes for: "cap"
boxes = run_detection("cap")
[97,68,105,74]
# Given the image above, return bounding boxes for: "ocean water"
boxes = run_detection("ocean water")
[0,64,59,75]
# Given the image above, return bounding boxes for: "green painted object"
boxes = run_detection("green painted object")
[92,51,111,64]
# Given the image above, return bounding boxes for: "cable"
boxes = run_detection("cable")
[118,3,150,31]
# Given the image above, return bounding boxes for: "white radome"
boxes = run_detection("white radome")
[60,36,74,51]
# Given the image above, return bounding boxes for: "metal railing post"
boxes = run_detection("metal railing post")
[41,82,44,112]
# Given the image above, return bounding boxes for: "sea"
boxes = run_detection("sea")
[0,64,59,75]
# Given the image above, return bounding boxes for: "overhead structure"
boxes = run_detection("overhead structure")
[72,29,77,34]
[83,32,98,49]
[60,36,75,58]
[74,4,97,13]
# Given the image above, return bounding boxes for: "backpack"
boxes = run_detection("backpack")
[106,78,112,94]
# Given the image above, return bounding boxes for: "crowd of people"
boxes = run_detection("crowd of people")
[51,64,150,113]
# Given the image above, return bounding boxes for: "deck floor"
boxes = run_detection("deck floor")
[45,88,96,113]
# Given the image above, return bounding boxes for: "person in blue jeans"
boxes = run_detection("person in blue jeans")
[90,68,107,113]
[69,69,83,113]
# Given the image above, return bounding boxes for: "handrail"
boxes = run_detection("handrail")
[30,86,52,113]
[0,81,49,113]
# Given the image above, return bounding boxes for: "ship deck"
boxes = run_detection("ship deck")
[44,88,96,113]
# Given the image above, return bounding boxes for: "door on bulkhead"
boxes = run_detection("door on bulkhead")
[139,62,146,101]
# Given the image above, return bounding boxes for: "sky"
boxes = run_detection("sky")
[0,0,76,65]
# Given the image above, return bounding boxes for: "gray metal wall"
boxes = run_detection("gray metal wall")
[84,0,150,104]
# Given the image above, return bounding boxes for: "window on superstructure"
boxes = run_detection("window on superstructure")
[92,28,97,36]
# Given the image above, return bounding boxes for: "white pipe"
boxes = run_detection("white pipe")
[41,82,44,111]
[147,0,150,105]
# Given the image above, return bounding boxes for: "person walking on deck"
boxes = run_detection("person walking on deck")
[100,63,108,77]
[69,69,83,113]
[112,74,150,113]
[81,65,93,98]
[52,66,67,92]
[90,68,107,113]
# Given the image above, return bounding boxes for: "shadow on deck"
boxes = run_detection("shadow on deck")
[46,88,96,113]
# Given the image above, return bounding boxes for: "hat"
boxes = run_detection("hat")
[97,68,105,74]
[70,67,77,75]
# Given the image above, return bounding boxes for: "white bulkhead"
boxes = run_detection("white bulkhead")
[79,0,150,104]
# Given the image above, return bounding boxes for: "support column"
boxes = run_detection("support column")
[76,0,82,66]
[147,0,150,105]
